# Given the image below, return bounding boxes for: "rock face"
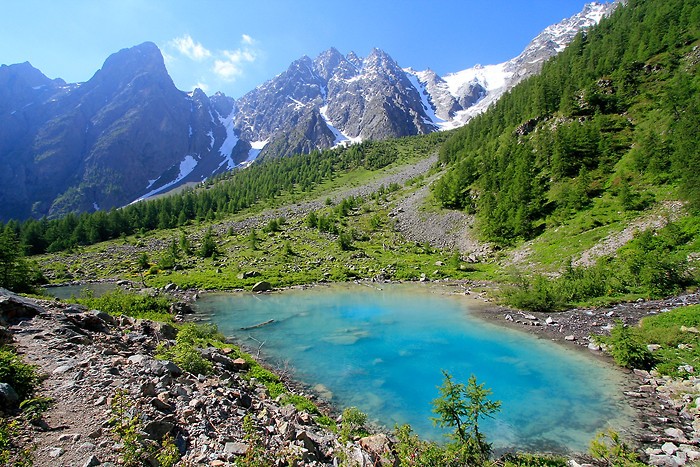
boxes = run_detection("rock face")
[0,42,243,220]
[234,47,436,161]
[0,2,619,221]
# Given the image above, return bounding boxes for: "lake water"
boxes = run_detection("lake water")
[44,282,118,299]
[196,283,634,454]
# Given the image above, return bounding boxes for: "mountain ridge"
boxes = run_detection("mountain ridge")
[0,2,617,221]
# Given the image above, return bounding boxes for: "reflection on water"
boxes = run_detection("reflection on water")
[196,283,634,453]
[44,282,118,299]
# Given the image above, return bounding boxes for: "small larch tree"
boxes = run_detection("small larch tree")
[432,370,501,465]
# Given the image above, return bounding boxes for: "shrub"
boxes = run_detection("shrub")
[506,275,565,312]
[604,321,655,370]
[281,394,320,415]
[0,346,39,401]
[156,342,212,376]
[176,323,225,346]
[340,407,369,441]
[589,429,645,466]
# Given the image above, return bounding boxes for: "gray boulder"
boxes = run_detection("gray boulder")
[0,289,42,325]
[0,382,20,408]
[251,281,272,293]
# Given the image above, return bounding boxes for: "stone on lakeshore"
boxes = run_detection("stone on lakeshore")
[53,364,73,374]
[662,442,679,455]
[665,427,687,441]
[154,322,178,340]
[224,441,249,456]
[151,396,174,413]
[648,453,680,466]
[127,354,148,365]
[0,291,42,325]
[359,433,393,465]
[0,383,20,408]
[237,271,260,280]
[588,343,601,351]
[48,447,65,458]
[545,316,556,325]
[251,281,272,292]
[565,335,576,341]
[82,455,100,467]
[143,419,175,441]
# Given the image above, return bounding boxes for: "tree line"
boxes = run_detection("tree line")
[2,135,442,256]
[433,0,700,244]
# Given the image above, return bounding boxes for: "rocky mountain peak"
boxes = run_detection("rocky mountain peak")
[89,41,173,91]
[313,47,347,81]
[363,48,399,72]
[345,51,363,69]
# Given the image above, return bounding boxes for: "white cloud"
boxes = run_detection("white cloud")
[171,34,211,61]
[193,82,209,93]
[211,35,258,81]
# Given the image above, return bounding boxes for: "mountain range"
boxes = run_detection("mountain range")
[0,1,617,221]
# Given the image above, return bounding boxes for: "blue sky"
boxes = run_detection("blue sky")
[1,0,601,98]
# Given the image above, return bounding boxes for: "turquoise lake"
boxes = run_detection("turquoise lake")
[196,283,635,454]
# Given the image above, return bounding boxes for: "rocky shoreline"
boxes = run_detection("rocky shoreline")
[5,282,700,466]
[0,288,394,466]
[459,284,700,467]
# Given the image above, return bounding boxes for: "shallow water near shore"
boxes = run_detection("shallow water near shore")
[44,282,118,299]
[196,283,634,454]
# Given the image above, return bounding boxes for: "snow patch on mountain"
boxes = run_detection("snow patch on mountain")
[443,63,511,95]
[319,104,363,147]
[217,110,239,170]
[135,154,200,202]
[240,140,268,168]
[404,71,444,126]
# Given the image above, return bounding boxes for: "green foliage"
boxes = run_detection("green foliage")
[156,342,213,375]
[337,230,354,251]
[601,321,656,370]
[340,407,369,442]
[18,397,53,424]
[589,429,644,466]
[500,453,568,467]
[137,252,150,270]
[432,371,501,465]
[11,135,444,255]
[0,418,33,466]
[246,364,280,385]
[109,389,148,466]
[247,229,259,251]
[155,323,224,375]
[0,228,45,293]
[433,0,700,245]
[506,275,565,312]
[155,435,180,467]
[598,304,700,377]
[505,219,696,310]
[280,394,320,415]
[199,227,219,258]
[71,289,174,321]
[175,322,225,346]
[109,388,180,466]
[394,424,446,466]
[239,413,275,466]
[0,346,39,402]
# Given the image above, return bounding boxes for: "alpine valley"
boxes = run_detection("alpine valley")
[2,0,700,465]
[0,1,616,221]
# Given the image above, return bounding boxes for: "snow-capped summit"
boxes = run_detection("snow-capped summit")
[415,1,619,128]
